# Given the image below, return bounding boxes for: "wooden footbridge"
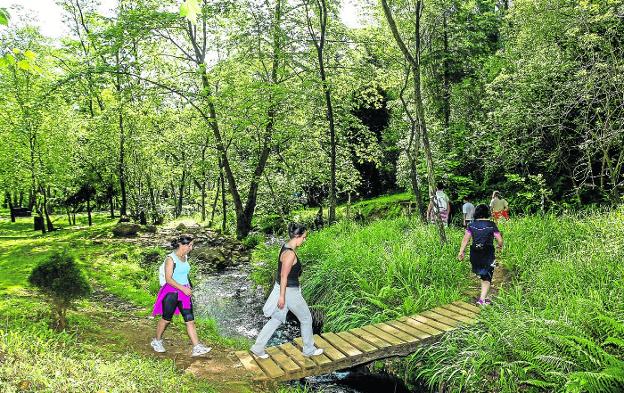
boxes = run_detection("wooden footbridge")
[235,300,480,381]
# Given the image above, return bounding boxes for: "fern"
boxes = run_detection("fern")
[565,367,624,393]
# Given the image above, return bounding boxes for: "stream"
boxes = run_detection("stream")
[193,264,413,393]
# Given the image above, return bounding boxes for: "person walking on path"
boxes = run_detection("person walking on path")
[490,191,509,222]
[457,204,503,305]
[427,183,451,226]
[251,223,324,359]
[462,196,475,227]
[151,234,211,357]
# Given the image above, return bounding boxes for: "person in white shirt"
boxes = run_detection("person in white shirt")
[462,196,475,227]
[427,183,451,226]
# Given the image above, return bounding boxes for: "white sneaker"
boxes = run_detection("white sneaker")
[150,338,165,353]
[250,348,270,359]
[191,343,212,357]
[304,348,324,357]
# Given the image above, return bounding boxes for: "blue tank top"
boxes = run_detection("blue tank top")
[169,252,190,286]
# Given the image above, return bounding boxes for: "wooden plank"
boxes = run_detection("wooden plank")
[307,335,347,362]
[266,346,301,374]
[321,332,363,357]
[420,310,463,327]
[443,303,479,319]
[337,331,378,353]
[279,342,317,369]
[361,325,405,346]
[387,320,432,340]
[432,306,475,324]
[374,322,420,343]
[349,327,392,349]
[411,314,456,332]
[453,300,481,314]
[234,351,268,380]
[252,352,285,379]
[292,338,333,366]
[398,316,444,336]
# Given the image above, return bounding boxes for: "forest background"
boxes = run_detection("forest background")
[2,0,622,239]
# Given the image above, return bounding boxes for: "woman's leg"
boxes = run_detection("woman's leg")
[287,288,317,355]
[251,317,282,354]
[178,301,199,346]
[155,318,170,339]
[184,321,200,346]
[157,292,179,339]
[480,279,491,301]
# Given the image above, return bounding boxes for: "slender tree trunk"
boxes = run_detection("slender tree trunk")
[208,178,220,228]
[41,186,54,232]
[306,0,337,224]
[87,197,92,226]
[399,66,425,221]
[220,162,227,232]
[177,169,186,218]
[7,193,15,223]
[442,12,450,133]
[381,0,446,242]
[115,51,128,218]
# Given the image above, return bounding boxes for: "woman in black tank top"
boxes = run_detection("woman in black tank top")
[277,244,302,287]
[250,223,324,359]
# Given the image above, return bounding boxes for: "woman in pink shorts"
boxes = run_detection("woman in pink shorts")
[150,234,211,357]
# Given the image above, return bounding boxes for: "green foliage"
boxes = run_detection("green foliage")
[0,8,9,26]
[399,208,624,392]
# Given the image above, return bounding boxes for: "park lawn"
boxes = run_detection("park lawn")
[0,214,247,393]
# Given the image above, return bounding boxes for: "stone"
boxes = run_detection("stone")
[112,223,142,237]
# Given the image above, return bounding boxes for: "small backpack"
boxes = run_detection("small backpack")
[158,255,176,287]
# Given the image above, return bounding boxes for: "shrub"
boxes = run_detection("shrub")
[28,252,91,330]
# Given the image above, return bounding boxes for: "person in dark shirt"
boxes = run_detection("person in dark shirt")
[250,223,324,359]
[457,204,503,305]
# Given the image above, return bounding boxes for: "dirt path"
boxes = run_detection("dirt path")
[86,288,271,393]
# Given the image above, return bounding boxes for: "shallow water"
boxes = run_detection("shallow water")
[193,265,415,393]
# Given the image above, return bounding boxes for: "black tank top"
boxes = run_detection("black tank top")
[276,245,302,287]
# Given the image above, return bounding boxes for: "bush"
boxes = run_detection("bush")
[241,233,264,250]
[28,252,91,330]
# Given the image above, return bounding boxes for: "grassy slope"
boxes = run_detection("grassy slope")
[253,208,624,392]
[0,214,242,393]
[401,210,624,392]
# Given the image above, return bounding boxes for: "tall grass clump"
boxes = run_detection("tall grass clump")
[400,208,624,392]
[253,216,471,331]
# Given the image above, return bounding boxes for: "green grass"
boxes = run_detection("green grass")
[252,216,471,331]
[253,192,414,234]
[0,212,240,392]
[399,209,624,392]
[253,207,624,392]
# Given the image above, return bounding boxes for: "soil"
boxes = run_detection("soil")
[84,286,273,393]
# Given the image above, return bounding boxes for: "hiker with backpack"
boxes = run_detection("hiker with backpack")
[457,204,503,305]
[150,234,211,356]
[427,183,451,226]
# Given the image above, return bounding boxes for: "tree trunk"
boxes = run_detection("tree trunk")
[442,12,450,133]
[7,193,15,223]
[87,197,92,226]
[41,186,54,232]
[177,169,186,218]
[381,0,446,242]
[306,0,337,224]
[116,51,128,219]
[208,178,220,228]
[220,162,227,232]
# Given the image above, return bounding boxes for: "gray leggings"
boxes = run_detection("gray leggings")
[252,284,317,356]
